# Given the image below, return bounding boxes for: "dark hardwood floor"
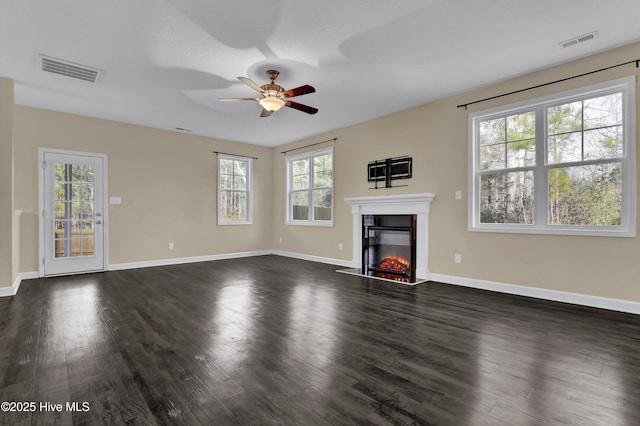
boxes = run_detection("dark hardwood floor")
[1,255,639,425]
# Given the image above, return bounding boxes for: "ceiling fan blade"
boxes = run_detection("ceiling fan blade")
[238,76,263,93]
[282,85,315,98]
[260,108,273,118]
[218,97,260,101]
[285,101,318,115]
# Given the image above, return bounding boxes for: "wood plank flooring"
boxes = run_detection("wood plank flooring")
[1,255,639,425]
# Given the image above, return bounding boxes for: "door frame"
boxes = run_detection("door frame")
[38,148,109,277]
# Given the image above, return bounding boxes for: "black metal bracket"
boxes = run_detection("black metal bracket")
[368,156,412,189]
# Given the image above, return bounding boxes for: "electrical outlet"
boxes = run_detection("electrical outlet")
[279,237,283,244]
[454,253,461,263]
[455,190,462,200]
[168,242,174,250]
[338,242,343,250]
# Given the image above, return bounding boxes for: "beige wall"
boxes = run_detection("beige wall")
[13,108,273,269]
[273,41,640,302]
[0,78,16,287]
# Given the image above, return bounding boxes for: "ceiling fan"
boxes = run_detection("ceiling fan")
[219,70,318,117]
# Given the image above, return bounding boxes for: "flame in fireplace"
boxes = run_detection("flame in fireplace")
[378,256,410,273]
[377,273,411,283]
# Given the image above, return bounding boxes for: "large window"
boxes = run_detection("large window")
[469,77,635,236]
[286,147,333,225]
[218,154,252,225]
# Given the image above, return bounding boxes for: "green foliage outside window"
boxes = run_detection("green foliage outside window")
[477,90,625,228]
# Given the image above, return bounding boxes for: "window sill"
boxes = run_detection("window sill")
[286,220,334,227]
[469,224,636,238]
[218,221,253,226]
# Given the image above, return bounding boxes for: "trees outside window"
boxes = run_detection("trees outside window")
[218,154,252,225]
[469,77,635,237]
[286,147,333,225]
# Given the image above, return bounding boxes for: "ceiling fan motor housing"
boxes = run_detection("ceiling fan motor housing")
[261,83,284,97]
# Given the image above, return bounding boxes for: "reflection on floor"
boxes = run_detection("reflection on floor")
[0,255,639,425]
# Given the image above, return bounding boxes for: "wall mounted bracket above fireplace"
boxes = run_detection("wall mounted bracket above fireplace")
[367,156,412,189]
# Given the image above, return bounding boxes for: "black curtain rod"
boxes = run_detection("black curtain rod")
[212,151,258,160]
[457,59,640,110]
[281,138,337,155]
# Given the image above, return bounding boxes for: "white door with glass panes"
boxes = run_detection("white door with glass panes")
[41,150,106,276]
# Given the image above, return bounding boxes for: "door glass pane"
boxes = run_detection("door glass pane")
[54,201,67,219]
[55,238,66,258]
[83,165,95,183]
[52,162,95,258]
[80,237,95,256]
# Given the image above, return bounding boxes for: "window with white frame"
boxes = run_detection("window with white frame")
[286,147,333,225]
[469,77,636,237]
[218,154,252,225]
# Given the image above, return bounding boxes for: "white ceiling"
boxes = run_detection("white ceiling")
[1,1,640,147]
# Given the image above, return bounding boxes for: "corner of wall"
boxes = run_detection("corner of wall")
[0,77,18,288]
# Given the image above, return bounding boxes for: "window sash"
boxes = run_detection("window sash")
[218,154,252,225]
[286,148,334,225]
[469,77,635,237]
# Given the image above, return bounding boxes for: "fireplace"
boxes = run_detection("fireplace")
[363,214,416,282]
[341,193,435,285]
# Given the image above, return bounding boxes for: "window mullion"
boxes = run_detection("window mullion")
[535,104,547,228]
[503,120,508,169]
[581,99,585,162]
[308,155,314,221]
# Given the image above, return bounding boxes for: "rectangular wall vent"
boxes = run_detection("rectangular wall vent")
[559,31,598,49]
[40,55,101,83]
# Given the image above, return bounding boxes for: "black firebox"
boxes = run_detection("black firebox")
[362,214,417,283]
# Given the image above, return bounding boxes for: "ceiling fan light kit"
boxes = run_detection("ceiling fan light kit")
[220,69,317,117]
[259,96,285,112]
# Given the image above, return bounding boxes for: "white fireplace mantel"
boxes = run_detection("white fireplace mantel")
[344,193,436,281]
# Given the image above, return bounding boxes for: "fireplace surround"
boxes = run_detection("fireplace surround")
[341,193,436,284]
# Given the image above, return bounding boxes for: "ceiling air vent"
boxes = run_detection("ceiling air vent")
[559,31,598,49]
[40,55,101,83]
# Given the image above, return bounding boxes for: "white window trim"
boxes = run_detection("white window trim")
[468,76,636,237]
[286,147,334,226]
[217,154,253,225]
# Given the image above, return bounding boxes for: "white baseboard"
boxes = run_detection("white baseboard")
[109,250,352,272]
[3,250,344,296]
[0,271,39,297]
[270,250,354,268]
[430,273,640,315]
[108,250,272,271]
[6,256,640,316]
[0,283,16,298]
